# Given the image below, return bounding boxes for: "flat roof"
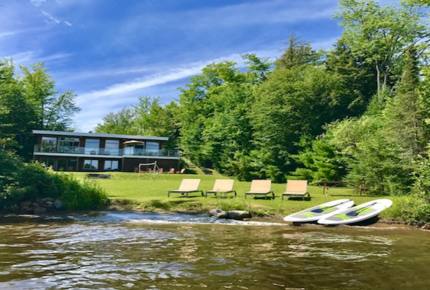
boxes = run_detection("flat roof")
[32,130,169,141]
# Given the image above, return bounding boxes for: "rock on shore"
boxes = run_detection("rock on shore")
[19,198,64,214]
[209,209,251,220]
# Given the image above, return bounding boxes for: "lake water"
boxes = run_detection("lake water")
[0,212,429,290]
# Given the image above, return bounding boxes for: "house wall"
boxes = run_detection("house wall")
[33,132,179,172]
[34,134,169,150]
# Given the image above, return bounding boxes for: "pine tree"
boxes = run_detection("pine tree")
[275,35,320,69]
[384,46,424,159]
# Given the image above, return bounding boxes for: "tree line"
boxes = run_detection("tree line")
[97,0,430,201]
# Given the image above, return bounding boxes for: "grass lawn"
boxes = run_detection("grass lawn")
[68,172,399,219]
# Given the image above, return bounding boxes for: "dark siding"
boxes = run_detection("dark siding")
[122,158,179,172]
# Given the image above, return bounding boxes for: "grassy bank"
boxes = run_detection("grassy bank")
[69,172,403,220]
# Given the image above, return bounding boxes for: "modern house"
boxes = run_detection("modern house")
[32,130,180,172]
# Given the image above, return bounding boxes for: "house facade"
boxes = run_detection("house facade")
[32,130,180,172]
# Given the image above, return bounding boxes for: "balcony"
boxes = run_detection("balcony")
[34,145,180,158]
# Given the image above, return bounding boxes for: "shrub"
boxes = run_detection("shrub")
[388,195,430,224]
[0,150,108,211]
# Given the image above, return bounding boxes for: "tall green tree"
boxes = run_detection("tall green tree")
[384,46,426,158]
[95,108,136,135]
[338,0,426,104]
[21,63,79,131]
[251,64,339,181]
[179,60,256,173]
[134,97,180,149]
[276,35,321,69]
[326,38,377,116]
[96,97,180,149]
[0,62,37,159]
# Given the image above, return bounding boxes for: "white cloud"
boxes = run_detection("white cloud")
[40,10,61,24]
[2,50,71,66]
[57,66,152,83]
[0,31,19,39]
[3,51,35,65]
[76,64,206,105]
[39,9,72,27]
[0,27,45,39]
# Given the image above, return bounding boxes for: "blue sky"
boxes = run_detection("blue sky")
[0,0,396,131]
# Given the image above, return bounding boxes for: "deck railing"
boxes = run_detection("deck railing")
[34,145,180,157]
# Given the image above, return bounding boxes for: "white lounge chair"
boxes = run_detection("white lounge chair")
[205,179,237,198]
[245,180,275,199]
[168,179,203,197]
[282,180,310,200]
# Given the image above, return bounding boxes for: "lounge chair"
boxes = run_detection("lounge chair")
[282,180,310,200]
[245,180,275,199]
[205,179,237,198]
[168,179,203,197]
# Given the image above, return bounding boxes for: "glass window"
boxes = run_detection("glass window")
[83,159,98,170]
[105,140,119,155]
[124,146,134,155]
[41,137,57,152]
[58,137,80,153]
[85,139,100,155]
[104,160,119,171]
[146,142,159,152]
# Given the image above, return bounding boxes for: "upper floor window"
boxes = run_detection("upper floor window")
[58,137,80,153]
[85,139,100,155]
[105,140,120,155]
[146,142,159,152]
[41,137,57,152]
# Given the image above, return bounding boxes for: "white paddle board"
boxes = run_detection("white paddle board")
[283,199,354,223]
[318,199,392,225]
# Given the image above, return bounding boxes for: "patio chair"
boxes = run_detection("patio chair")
[205,179,237,198]
[245,180,275,199]
[168,179,203,197]
[282,180,310,200]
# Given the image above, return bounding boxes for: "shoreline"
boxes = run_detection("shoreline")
[106,200,430,231]
[1,198,428,231]
[0,206,428,231]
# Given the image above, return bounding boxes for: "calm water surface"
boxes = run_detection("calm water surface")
[0,212,429,290]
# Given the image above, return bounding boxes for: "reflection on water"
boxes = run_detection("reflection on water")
[0,212,429,290]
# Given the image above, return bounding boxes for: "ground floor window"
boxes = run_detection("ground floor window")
[104,160,119,171]
[57,159,78,171]
[83,159,99,170]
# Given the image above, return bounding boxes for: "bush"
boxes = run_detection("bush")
[389,195,430,224]
[0,150,108,212]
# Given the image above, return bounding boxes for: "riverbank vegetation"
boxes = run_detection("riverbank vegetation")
[0,150,108,212]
